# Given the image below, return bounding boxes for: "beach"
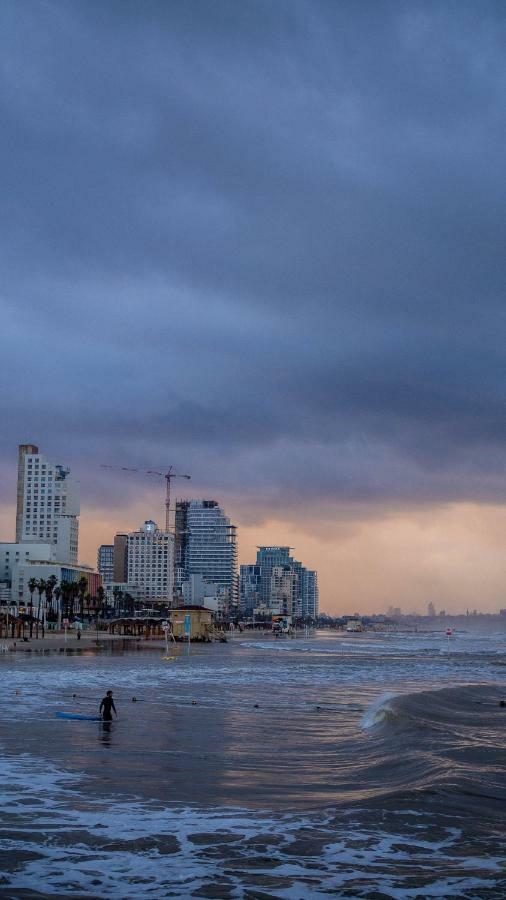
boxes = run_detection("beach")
[1,628,506,897]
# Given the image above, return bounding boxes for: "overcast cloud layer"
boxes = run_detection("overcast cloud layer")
[1,2,506,554]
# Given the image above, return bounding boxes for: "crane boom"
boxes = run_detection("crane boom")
[100,463,191,531]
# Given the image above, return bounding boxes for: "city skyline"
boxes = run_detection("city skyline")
[2,444,506,614]
[2,3,506,614]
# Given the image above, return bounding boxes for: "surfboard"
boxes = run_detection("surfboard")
[56,711,102,721]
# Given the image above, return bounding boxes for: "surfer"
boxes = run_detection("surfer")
[99,690,117,722]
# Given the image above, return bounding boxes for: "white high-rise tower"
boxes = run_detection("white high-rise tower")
[15,444,80,564]
[175,500,238,604]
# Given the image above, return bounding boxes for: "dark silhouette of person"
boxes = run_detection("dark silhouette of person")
[99,690,117,721]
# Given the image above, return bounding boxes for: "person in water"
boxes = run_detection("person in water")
[99,690,117,721]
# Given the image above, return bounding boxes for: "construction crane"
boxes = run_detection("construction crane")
[100,464,191,531]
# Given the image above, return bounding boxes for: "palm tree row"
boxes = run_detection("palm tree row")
[22,579,148,640]
[25,577,107,638]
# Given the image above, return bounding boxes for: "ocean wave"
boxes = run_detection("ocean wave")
[361,682,506,734]
[1,750,504,898]
[360,691,399,729]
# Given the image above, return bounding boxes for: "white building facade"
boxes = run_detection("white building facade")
[15,444,80,564]
[127,520,174,602]
[269,565,297,617]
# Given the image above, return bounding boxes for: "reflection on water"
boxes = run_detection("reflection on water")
[1,629,506,896]
[100,721,113,747]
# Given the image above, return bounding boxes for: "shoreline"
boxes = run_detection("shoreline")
[0,632,165,652]
[0,631,271,657]
[0,627,277,653]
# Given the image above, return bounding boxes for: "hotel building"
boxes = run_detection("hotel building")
[15,443,80,564]
[127,520,174,602]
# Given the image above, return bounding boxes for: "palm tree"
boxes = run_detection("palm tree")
[45,575,57,628]
[96,586,105,620]
[84,592,92,623]
[28,577,37,638]
[35,579,46,638]
[94,585,106,642]
[77,576,87,624]
[60,581,71,622]
[53,585,62,628]
[69,583,79,622]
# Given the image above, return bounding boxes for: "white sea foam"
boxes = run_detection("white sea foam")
[1,749,504,898]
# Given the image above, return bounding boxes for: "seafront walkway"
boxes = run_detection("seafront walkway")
[0,630,158,653]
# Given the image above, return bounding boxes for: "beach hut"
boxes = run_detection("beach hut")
[171,606,213,641]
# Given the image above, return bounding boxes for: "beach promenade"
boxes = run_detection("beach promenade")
[1,630,159,653]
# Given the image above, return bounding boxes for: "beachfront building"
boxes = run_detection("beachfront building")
[15,443,80,564]
[270,565,297,617]
[180,573,233,618]
[302,569,319,619]
[240,546,319,621]
[97,544,114,585]
[113,533,128,582]
[127,520,174,602]
[103,581,142,609]
[175,500,238,607]
[239,564,263,617]
[1,541,56,585]
[10,559,101,609]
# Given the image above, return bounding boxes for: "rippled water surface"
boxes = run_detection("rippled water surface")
[1,628,506,897]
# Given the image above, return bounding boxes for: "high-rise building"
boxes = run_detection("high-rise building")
[240,546,318,621]
[302,569,319,619]
[127,520,174,602]
[16,443,38,542]
[113,533,128,582]
[15,443,80,563]
[255,547,300,608]
[239,564,262,615]
[270,565,297,616]
[97,545,114,585]
[175,500,238,604]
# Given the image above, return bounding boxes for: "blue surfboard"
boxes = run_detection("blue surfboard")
[56,711,102,721]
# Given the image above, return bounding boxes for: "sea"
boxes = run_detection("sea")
[1,626,506,898]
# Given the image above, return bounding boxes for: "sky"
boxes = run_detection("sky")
[1,1,506,614]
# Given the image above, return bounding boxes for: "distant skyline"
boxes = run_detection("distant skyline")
[2,2,506,614]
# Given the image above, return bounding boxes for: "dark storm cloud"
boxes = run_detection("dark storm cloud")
[1,0,506,514]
